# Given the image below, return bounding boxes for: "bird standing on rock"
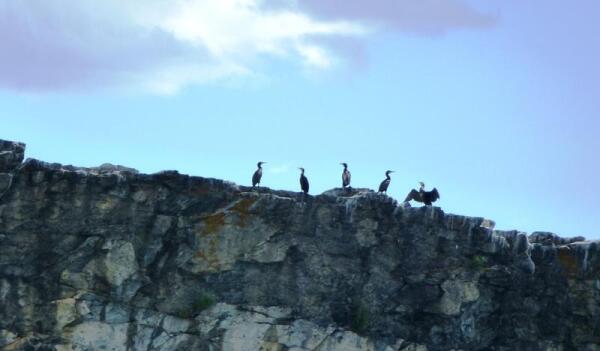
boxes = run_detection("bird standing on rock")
[252,162,266,187]
[404,182,440,205]
[299,167,309,195]
[340,163,351,191]
[378,170,394,194]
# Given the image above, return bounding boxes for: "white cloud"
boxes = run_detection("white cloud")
[296,44,332,69]
[156,1,364,52]
[0,0,493,93]
[0,0,365,93]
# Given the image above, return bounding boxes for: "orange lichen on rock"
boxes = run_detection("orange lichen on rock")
[231,198,256,227]
[193,212,226,271]
[201,212,226,236]
[192,184,212,196]
[557,247,579,277]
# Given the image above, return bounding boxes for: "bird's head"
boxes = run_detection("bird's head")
[257,161,266,167]
[386,170,394,175]
[340,163,348,168]
[419,181,425,189]
[298,167,305,173]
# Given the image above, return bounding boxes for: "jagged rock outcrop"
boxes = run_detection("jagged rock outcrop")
[0,139,598,351]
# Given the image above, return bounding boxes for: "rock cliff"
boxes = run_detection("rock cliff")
[0,139,598,351]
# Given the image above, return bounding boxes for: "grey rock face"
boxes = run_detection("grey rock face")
[0,140,25,173]
[0,138,598,351]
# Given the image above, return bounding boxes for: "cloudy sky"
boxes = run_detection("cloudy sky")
[2,0,599,238]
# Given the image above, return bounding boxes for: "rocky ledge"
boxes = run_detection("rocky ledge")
[0,139,598,351]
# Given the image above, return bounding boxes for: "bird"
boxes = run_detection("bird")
[340,163,351,190]
[404,182,440,205]
[378,170,394,194]
[252,162,266,187]
[299,167,309,195]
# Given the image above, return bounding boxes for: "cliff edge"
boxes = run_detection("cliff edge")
[0,139,598,351]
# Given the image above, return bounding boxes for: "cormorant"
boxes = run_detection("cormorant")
[299,167,309,195]
[340,163,351,190]
[252,162,266,187]
[404,182,440,205]
[378,170,394,194]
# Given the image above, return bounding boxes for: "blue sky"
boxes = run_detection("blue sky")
[1,1,599,239]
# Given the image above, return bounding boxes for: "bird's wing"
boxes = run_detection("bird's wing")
[252,170,261,184]
[342,171,351,186]
[431,188,440,201]
[404,189,421,202]
[378,179,388,192]
[300,177,309,192]
[300,176,307,185]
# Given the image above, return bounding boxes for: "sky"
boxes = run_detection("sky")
[1,0,599,239]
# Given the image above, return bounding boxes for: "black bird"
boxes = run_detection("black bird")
[378,170,394,194]
[252,162,266,187]
[299,167,309,195]
[340,163,351,190]
[404,182,440,205]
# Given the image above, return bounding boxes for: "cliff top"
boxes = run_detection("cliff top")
[0,138,589,245]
